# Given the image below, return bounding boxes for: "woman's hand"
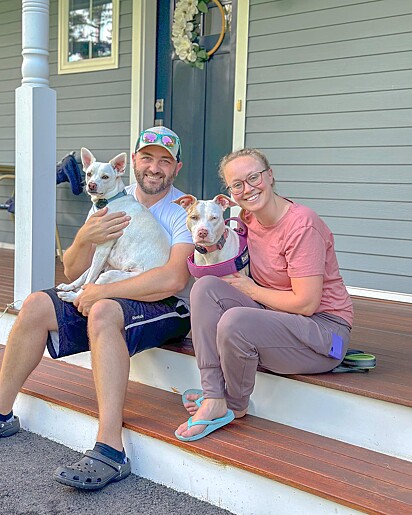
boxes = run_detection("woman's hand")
[222,273,259,298]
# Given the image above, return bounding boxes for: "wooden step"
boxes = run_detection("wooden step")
[2,345,411,515]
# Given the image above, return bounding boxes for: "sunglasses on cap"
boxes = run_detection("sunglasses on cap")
[137,130,180,149]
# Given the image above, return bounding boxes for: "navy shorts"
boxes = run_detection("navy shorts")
[44,288,191,359]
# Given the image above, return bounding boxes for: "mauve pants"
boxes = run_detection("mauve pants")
[190,276,351,411]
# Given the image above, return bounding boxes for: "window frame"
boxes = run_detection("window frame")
[58,0,119,74]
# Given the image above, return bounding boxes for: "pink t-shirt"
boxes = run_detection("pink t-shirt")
[243,200,353,326]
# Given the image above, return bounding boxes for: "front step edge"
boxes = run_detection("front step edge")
[14,392,360,515]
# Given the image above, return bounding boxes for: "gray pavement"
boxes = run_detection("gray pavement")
[1,429,232,514]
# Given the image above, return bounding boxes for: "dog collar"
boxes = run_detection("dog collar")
[93,189,127,209]
[194,229,229,255]
[188,218,249,278]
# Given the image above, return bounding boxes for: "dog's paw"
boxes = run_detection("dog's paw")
[56,282,74,291]
[57,291,77,303]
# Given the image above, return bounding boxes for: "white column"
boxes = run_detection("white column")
[14,0,57,304]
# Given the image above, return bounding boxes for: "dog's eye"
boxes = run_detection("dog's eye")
[210,216,218,221]
[101,175,109,180]
[190,215,199,220]
[87,172,92,177]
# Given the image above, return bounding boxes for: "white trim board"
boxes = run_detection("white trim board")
[129,0,157,165]
[0,242,14,250]
[347,286,412,304]
[232,0,249,151]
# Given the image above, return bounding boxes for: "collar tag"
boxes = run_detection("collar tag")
[195,245,208,254]
[95,198,108,209]
[93,189,127,210]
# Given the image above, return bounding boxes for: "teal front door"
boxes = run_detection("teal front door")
[155,1,236,199]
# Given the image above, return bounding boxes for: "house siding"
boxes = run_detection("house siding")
[0,0,133,250]
[0,1,21,244]
[247,0,412,294]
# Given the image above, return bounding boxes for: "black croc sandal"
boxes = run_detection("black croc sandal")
[53,449,131,490]
[0,416,20,437]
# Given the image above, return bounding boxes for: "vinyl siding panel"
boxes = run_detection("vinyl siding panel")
[247,0,412,294]
[0,3,21,244]
[0,0,133,250]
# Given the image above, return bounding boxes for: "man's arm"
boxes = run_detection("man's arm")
[74,242,194,315]
[63,207,131,281]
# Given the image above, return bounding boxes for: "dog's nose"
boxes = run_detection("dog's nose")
[88,182,97,191]
[197,228,208,239]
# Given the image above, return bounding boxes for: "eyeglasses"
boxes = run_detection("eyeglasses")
[137,130,180,149]
[226,169,270,195]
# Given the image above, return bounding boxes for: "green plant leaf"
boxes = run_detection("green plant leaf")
[198,1,208,14]
[197,50,207,59]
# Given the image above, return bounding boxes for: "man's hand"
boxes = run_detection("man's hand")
[78,207,131,246]
[74,283,107,316]
[63,207,131,281]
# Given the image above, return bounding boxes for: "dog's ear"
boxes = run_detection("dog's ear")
[173,195,197,211]
[81,148,96,171]
[213,194,238,211]
[110,153,127,175]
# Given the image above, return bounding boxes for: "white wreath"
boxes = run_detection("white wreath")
[171,0,209,69]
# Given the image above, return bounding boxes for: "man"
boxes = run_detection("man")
[0,126,194,490]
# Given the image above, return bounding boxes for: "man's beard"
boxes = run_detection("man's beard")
[134,167,177,195]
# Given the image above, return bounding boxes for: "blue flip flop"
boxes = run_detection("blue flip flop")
[175,410,235,442]
[182,388,204,408]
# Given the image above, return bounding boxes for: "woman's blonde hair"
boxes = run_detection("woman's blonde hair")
[218,148,271,185]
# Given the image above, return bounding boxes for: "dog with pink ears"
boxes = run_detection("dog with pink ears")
[174,194,249,279]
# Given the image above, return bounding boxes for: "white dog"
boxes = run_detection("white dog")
[57,148,170,302]
[174,194,249,278]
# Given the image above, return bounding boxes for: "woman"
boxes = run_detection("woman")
[175,148,353,442]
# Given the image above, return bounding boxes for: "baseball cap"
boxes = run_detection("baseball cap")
[135,126,181,162]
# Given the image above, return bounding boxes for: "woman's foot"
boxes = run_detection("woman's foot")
[176,398,230,439]
[233,408,248,418]
[182,390,248,419]
[182,390,203,416]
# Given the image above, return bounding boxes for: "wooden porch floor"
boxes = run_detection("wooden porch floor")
[0,248,67,314]
[1,247,412,408]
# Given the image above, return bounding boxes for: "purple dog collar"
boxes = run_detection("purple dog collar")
[188,218,249,278]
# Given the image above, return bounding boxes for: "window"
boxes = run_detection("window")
[58,0,119,74]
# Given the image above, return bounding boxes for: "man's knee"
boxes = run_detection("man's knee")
[88,299,124,336]
[18,291,56,329]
